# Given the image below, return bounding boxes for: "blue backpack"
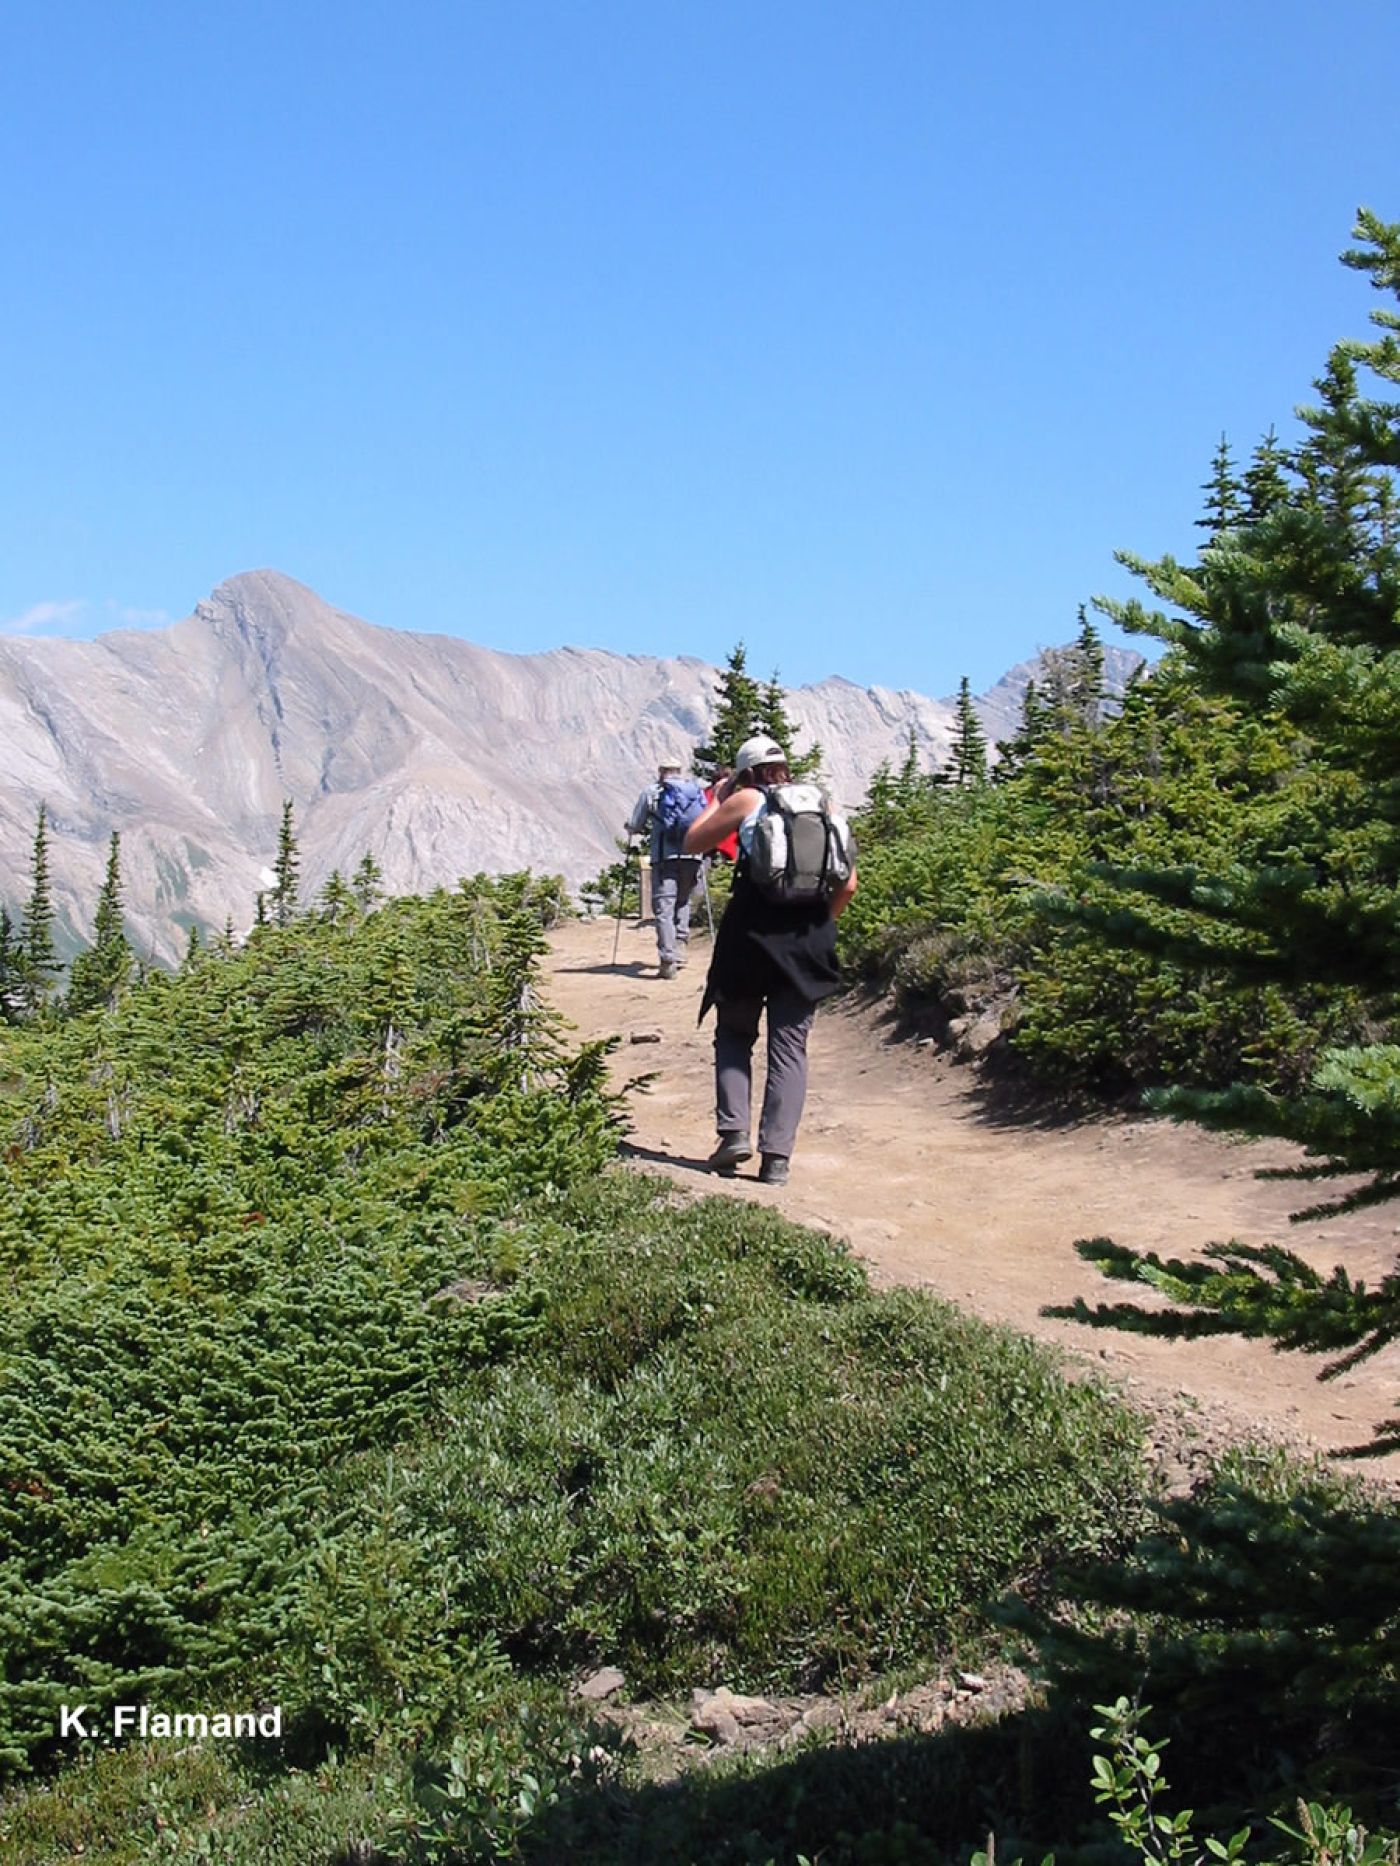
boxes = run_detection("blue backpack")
[656,777,706,855]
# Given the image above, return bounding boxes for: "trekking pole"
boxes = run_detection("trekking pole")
[610,840,634,968]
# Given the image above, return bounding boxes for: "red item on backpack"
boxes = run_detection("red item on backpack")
[704,785,740,862]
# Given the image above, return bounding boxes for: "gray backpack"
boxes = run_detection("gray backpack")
[742,784,854,904]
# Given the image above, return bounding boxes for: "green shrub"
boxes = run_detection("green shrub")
[842,657,1376,1095]
[0,888,1154,1858]
[1030,1449,1400,1824]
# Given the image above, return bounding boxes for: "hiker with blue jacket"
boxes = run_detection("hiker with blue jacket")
[683,735,857,1187]
[625,759,706,979]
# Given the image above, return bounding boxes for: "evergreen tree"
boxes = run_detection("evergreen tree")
[1371,468,1398,547]
[352,851,385,914]
[360,919,416,1118]
[1056,209,1400,1450]
[182,923,202,968]
[759,672,797,757]
[271,801,300,927]
[479,903,566,1091]
[1026,615,1109,744]
[1196,433,1245,537]
[858,729,942,837]
[996,619,1108,780]
[895,725,926,803]
[94,833,130,969]
[67,831,133,1015]
[692,642,765,782]
[950,677,988,787]
[1070,608,1106,723]
[19,803,60,1015]
[1243,425,1291,521]
[1295,346,1376,536]
[759,671,824,781]
[860,759,899,831]
[995,676,1049,778]
[320,869,356,924]
[693,643,822,781]
[0,907,21,1024]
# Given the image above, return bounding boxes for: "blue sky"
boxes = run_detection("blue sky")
[1,1,1395,695]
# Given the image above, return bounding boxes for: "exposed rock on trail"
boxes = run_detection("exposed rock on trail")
[576,1665,1033,1777]
[545,914,1399,1473]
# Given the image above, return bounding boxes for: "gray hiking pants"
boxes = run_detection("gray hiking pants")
[714,989,815,1160]
[653,857,702,965]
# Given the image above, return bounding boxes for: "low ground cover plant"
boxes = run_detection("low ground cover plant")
[0,878,1155,1862]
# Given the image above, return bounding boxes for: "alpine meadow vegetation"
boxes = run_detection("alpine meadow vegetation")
[0,852,1154,1862]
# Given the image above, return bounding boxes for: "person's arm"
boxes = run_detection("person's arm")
[829,868,858,920]
[625,787,654,838]
[683,780,759,856]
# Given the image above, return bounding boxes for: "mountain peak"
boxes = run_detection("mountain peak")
[208,568,325,606]
[189,570,352,660]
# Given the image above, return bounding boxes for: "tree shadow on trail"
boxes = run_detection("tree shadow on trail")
[961,1058,1142,1134]
[511,1709,1067,1866]
[842,984,1140,1135]
[518,1706,1083,1866]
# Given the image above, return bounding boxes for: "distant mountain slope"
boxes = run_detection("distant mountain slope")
[0,570,1140,960]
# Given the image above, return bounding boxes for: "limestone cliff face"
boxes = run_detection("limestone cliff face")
[0,569,1139,960]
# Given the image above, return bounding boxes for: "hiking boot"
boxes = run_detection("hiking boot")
[759,1154,790,1187]
[658,959,679,979]
[708,1135,754,1175]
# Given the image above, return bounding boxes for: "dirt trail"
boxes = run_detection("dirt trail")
[545,914,1399,1471]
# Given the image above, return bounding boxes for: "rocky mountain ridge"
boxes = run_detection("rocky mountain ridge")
[0,570,1139,960]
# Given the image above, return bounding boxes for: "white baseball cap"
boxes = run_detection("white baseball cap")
[734,735,786,775]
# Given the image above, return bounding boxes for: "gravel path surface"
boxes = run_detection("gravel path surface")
[546,915,1400,1479]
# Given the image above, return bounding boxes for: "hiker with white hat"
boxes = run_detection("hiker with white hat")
[682,735,857,1186]
[624,758,706,979]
